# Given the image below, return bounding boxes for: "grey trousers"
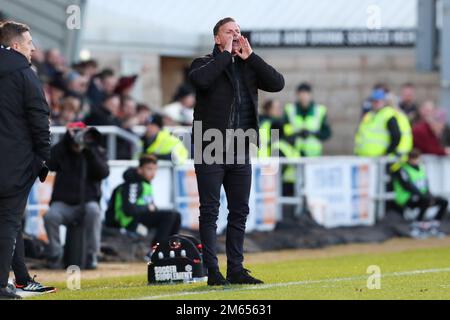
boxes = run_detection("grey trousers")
[44,201,101,259]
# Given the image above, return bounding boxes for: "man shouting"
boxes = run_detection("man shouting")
[189,17,284,286]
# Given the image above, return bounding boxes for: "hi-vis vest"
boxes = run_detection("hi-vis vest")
[355,106,413,157]
[258,120,273,158]
[393,163,428,206]
[283,103,327,157]
[272,139,300,183]
[394,109,413,156]
[146,130,188,164]
[114,182,153,228]
[354,106,396,157]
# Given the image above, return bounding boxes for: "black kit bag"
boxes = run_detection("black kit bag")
[148,234,207,284]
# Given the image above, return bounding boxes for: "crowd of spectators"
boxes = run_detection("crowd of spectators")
[362,82,450,156]
[31,47,195,159]
[29,45,450,160]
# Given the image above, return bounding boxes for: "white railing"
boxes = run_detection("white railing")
[51,126,144,160]
[51,125,193,160]
[25,155,450,238]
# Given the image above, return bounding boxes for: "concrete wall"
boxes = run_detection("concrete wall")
[255,48,440,155]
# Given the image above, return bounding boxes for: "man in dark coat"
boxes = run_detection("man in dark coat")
[84,93,133,159]
[44,122,110,270]
[0,21,52,299]
[189,17,284,286]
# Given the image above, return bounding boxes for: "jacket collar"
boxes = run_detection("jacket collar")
[213,44,222,57]
[212,44,249,85]
[212,44,235,85]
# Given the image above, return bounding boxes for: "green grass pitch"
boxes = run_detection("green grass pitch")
[28,244,450,300]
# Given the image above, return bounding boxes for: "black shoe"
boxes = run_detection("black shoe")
[15,276,57,297]
[207,269,230,286]
[0,286,22,300]
[227,268,264,285]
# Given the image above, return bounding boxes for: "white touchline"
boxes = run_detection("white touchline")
[137,267,450,300]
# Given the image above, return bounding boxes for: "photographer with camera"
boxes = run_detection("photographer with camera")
[44,122,110,269]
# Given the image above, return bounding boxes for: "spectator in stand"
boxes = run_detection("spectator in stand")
[399,83,419,123]
[31,46,48,82]
[142,114,188,164]
[163,84,195,126]
[416,100,435,123]
[114,64,150,98]
[114,75,138,98]
[87,68,118,108]
[361,83,390,117]
[73,59,99,80]
[65,72,89,100]
[84,93,121,126]
[136,103,152,126]
[413,107,450,156]
[117,96,139,159]
[258,99,283,158]
[44,79,66,117]
[52,96,82,126]
[416,101,450,149]
[42,48,67,81]
[118,96,138,129]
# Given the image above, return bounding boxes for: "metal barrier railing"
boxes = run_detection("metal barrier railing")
[30,135,450,226]
[50,125,192,160]
[51,126,144,160]
[273,155,450,223]
[132,125,192,155]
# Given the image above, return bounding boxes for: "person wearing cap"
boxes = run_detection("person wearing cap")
[360,83,390,117]
[142,114,188,164]
[163,84,196,126]
[283,82,331,157]
[43,122,110,269]
[355,89,403,157]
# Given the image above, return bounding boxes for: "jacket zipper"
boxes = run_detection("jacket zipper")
[228,57,237,129]
[234,59,241,129]
[228,100,236,129]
